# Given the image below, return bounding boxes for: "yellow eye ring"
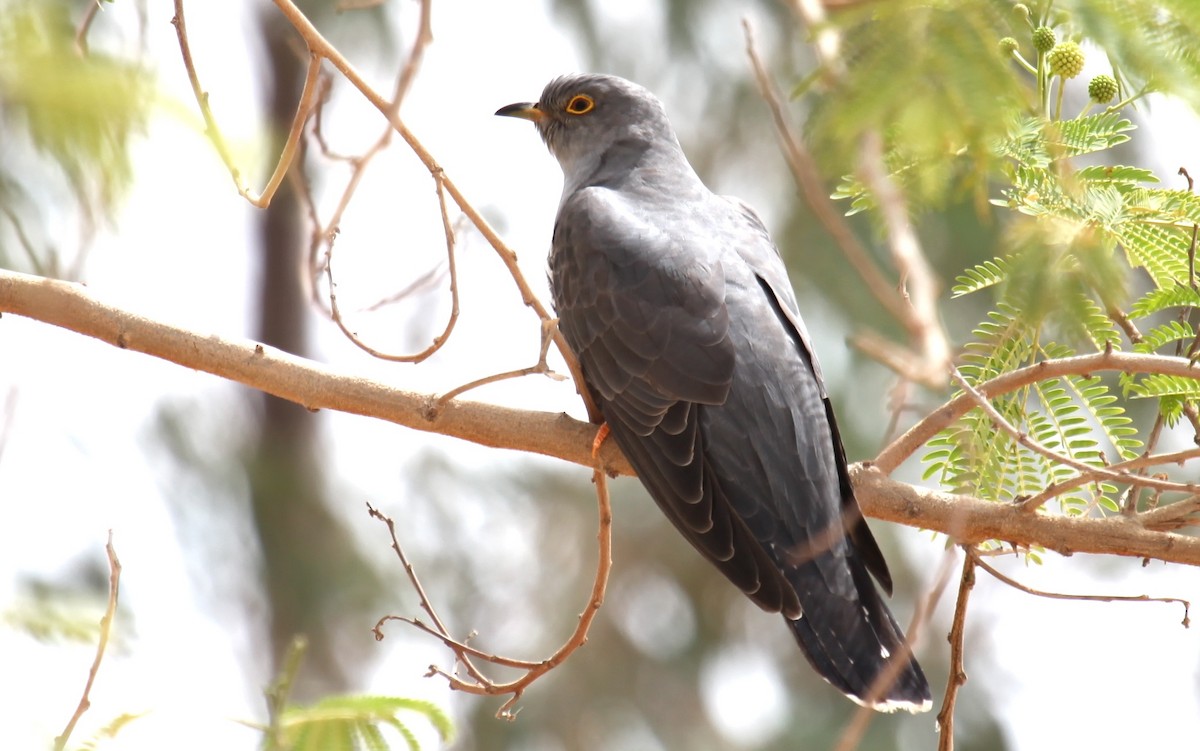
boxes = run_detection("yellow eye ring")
[565,94,595,115]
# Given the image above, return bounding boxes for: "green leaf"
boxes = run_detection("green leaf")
[281,695,454,751]
[1133,320,1197,353]
[1129,284,1200,319]
[953,256,1013,297]
[0,1,153,218]
[1076,164,1159,187]
[1046,113,1135,159]
[1128,374,1200,399]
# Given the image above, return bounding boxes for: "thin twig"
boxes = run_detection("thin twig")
[966,546,1190,626]
[325,172,460,363]
[171,2,321,207]
[257,54,324,208]
[947,367,1199,501]
[1138,494,1200,531]
[54,531,121,751]
[434,319,568,409]
[262,636,308,751]
[303,0,433,308]
[874,350,1200,474]
[742,20,909,325]
[1113,301,1191,515]
[849,329,947,386]
[390,0,433,112]
[266,0,600,422]
[1108,306,1143,344]
[859,132,951,388]
[368,467,613,719]
[367,503,492,686]
[377,615,541,671]
[1024,446,1200,513]
[74,1,103,56]
[832,543,958,751]
[936,550,976,751]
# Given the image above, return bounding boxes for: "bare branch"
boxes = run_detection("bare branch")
[53,531,121,751]
[853,465,1200,565]
[966,546,1191,627]
[936,551,975,751]
[265,0,600,421]
[6,268,1200,564]
[303,0,434,311]
[858,131,952,388]
[171,2,321,207]
[434,319,567,409]
[1022,447,1200,512]
[325,173,460,363]
[74,1,103,56]
[369,469,612,719]
[875,351,1200,473]
[742,20,909,324]
[0,267,622,473]
[1139,494,1200,532]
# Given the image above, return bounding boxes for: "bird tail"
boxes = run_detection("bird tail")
[785,555,931,713]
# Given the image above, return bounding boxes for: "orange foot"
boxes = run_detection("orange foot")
[591,423,610,463]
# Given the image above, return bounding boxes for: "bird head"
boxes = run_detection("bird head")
[496,74,682,187]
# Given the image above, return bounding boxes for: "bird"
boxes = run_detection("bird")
[496,74,931,713]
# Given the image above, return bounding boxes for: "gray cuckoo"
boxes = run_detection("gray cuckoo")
[497,74,931,713]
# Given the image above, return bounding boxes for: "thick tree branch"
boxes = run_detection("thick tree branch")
[4,268,1200,565]
[0,269,620,470]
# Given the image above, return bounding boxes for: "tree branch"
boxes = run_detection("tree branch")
[4,267,1200,565]
[875,351,1200,473]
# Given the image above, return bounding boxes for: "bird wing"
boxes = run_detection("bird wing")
[722,196,894,595]
[699,196,925,707]
[551,187,798,613]
[552,187,927,708]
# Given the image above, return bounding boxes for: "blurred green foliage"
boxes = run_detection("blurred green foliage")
[0,0,151,273]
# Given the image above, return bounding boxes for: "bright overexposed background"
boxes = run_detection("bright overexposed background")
[2,2,1198,750]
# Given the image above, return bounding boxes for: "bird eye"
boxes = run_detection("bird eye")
[565,94,595,115]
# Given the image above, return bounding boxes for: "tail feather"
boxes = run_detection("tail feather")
[785,555,931,713]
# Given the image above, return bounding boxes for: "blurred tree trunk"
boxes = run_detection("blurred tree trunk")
[246,8,378,699]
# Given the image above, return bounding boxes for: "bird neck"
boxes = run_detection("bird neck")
[560,134,704,200]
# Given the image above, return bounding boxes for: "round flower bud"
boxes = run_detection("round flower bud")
[1047,41,1085,79]
[1088,74,1118,103]
[1013,4,1031,21]
[999,37,1020,55]
[1032,26,1056,54]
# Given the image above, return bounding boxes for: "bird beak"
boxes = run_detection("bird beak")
[495,102,545,122]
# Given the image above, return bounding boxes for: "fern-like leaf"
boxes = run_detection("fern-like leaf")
[1128,374,1200,400]
[1047,113,1135,159]
[1134,320,1197,353]
[1115,221,1194,287]
[1128,284,1200,319]
[281,695,454,751]
[953,256,1012,297]
[1076,164,1158,188]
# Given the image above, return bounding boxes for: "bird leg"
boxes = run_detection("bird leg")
[591,423,611,464]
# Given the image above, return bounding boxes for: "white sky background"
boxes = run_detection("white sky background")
[2,1,1199,750]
